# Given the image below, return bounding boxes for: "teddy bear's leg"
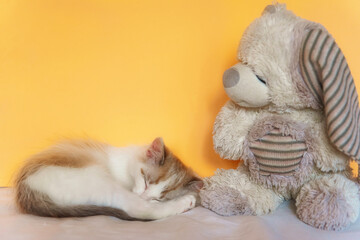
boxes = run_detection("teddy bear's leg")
[200,166,284,216]
[295,174,360,231]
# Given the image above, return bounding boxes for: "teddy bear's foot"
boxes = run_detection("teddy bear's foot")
[200,167,284,216]
[200,184,255,216]
[296,174,360,231]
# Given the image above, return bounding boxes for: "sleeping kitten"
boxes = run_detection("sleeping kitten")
[14,137,203,221]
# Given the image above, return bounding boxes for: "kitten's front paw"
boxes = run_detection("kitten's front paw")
[176,195,196,213]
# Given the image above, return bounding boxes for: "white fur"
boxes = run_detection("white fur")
[26,165,119,207]
[106,145,146,190]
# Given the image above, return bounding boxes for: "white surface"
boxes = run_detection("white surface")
[0,188,360,240]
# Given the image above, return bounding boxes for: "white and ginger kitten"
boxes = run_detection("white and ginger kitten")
[14,137,203,221]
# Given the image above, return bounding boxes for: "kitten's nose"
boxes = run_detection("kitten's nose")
[223,68,240,88]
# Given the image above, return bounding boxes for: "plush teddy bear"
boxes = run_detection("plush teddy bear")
[200,4,360,231]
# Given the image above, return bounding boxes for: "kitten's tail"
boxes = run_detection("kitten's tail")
[15,182,151,221]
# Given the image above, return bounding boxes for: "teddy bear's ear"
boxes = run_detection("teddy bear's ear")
[300,28,360,161]
[262,3,286,15]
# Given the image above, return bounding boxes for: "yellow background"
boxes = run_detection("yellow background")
[1,0,359,186]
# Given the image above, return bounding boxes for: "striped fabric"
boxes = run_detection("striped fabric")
[250,129,307,176]
[300,29,360,161]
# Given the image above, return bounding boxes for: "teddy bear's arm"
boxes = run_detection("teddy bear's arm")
[213,101,258,160]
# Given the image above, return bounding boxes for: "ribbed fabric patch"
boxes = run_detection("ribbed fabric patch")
[250,129,307,176]
[300,28,360,161]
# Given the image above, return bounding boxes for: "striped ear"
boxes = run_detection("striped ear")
[300,28,360,161]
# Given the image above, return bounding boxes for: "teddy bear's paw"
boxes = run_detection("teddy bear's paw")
[200,185,255,216]
[295,175,360,231]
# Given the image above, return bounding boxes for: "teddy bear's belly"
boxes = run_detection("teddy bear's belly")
[249,129,307,176]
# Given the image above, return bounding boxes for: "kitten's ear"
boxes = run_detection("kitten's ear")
[146,137,165,166]
[186,177,204,192]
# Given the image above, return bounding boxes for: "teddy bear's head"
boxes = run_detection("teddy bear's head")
[222,4,360,161]
[223,4,320,110]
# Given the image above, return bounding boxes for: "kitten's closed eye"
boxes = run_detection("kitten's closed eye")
[144,178,148,190]
[140,168,148,191]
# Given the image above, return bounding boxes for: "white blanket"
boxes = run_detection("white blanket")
[0,188,359,240]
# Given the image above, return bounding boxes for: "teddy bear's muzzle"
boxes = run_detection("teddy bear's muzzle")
[222,63,269,108]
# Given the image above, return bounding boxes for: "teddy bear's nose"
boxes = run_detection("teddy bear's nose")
[223,68,239,88]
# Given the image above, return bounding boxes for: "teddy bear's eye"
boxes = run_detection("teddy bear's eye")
[256,75,266,85]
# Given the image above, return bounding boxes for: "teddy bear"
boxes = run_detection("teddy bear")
[200,4,360,231]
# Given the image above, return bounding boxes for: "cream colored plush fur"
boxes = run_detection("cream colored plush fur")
[200,4,360,231]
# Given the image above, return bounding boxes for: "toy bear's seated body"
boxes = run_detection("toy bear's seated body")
[200,4,360,231]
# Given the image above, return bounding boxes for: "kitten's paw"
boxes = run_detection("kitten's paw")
[176,195,196,213]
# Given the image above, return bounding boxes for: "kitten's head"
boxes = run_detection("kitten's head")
[140,137,203,203]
